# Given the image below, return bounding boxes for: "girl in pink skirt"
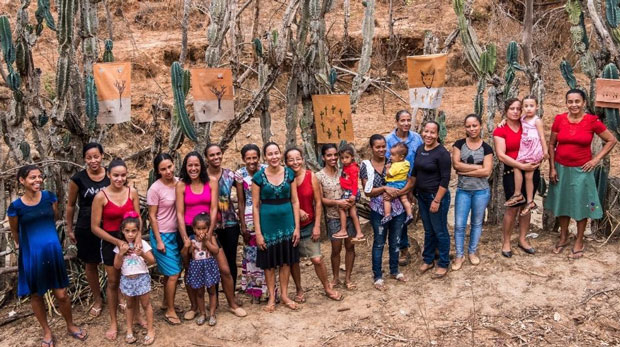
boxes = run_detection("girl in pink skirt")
[504,96,548,215]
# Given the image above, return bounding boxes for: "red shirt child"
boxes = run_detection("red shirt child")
[340,162,359,197]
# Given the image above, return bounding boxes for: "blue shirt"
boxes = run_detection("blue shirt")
[385,129,424,173]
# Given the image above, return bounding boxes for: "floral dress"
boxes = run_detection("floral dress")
[235,165,268,300]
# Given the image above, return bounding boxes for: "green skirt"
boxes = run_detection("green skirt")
[544,163,602,220]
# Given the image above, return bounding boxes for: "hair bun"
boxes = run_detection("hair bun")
[123,211,139,219]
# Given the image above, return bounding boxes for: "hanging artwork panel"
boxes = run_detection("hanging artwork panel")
[190,68,234,122]
[595,78,620,109]
[312,94,354,143]
[407,53,448,110]
[93,62,132,124]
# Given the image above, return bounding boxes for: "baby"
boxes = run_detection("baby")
[382,142,413,224]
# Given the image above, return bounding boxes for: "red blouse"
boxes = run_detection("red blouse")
[493,123,523,160]
[297,170,315,228]
[551,113,607,167]
[340,162,359,196]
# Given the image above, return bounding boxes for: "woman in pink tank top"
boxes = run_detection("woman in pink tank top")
[175,152,218,321]
[91,159,141,341]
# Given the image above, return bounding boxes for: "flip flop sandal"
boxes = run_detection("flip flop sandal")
[332,233,349,239]
[520,202,537,216]
[294,293,306,303]
[143,335,155,346]
[504,194,525,207]
[88,305,102,318]
[68,327,88,341]
[125,334,137,344]
[326,292,345,301]
[118,303,127,313]
[351,236,367,244]
[569,248,585,259]
[553,242,570,254]
[208,315,217,326]
[263,303,276,313]
[229,307,248,317]
[164,314,181,325]
[41,338,54,347]
[373,279,387,291]
[391,273,407,282]
[345,282,357,290]
[283,301,301,311]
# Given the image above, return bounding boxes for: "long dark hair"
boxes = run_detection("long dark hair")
[503,98,521,114]
[153,153,174,180]
[180,151,208,185]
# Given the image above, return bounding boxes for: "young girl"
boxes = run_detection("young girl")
[114,212,155,345]
[336,144,365,242]
[504,96,548,215]
[382,143,413,224]
[186,213,220,326]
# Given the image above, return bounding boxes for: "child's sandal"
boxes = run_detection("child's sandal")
[208,315,217,326]
[504,194,525,207]
[195,314,206,326]
[520,201,537,216]
[125,334,137,344]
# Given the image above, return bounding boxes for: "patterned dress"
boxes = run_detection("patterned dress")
[235,165,268,300]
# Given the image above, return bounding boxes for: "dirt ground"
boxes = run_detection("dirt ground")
[2,215,620,346]
[2,0,620,346]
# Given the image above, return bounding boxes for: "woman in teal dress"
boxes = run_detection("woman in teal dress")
[8,165,87,346]
[252,142,301,312]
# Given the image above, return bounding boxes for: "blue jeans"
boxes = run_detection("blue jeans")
[417,191,451,269]
[454,188,490,258]
[370,210,405,281]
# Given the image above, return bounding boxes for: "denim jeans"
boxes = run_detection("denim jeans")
[417,191,451,269]
[454,188,490,258]
[370,210,405,281]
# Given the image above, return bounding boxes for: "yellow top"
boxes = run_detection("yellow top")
[386,161,410,182]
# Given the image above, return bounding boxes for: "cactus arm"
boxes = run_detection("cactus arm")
[171,61,197,142]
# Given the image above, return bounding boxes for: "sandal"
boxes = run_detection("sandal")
[344,282,357,290]
[143,334,155,346]
[229,307,248,317]
[431,268,448,279]
[294,293,306,303]
[41,338,54,347]
[125,334,137,344]
[351,236,367,243]
[504,194,525,207]
[553,241,570,254]
[208,315,217,326]
[568,247,585,259]
[419,262,435,274]
[520,201,537,216]
[332,231,349,239]
[67,327,88,341]
[283,300,301,311]
[326,291,345,301]
[104,329,117,342]
[195,314,206,326]
[390,273,407,282]
[88,305,102,318]
[118,302,127,313]
[163,314,181,325]
[374,279,387,291]
[183,310,196,320]
[263,303,276,313]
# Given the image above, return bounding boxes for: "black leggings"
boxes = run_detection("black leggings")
[215,225,241,290]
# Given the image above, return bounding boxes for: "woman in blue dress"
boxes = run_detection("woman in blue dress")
[8,165,87,346]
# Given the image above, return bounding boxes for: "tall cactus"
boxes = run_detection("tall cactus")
[35,0,57,34]
[55,0,77,102]
[103,39,114,62]
[171,61,197,142]
[85,74,98,120]
[0,16,20,92]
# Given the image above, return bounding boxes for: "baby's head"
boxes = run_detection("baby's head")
[390,142,408,163]
[120,211,140,245]
[339,144,355,166]
[192,212,210,240]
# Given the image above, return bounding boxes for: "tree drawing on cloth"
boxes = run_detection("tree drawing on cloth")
[114,79,126,109]
[190,68,234,122]
[209,84,227,111]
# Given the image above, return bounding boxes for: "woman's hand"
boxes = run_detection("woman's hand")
[549,167,558,184]
[311,225,321,242]
[384,186,399,197]
[430,200,440,213]
[256,233,267,250]
[183,237,191,250]
[337,199,353,209]
[299,210,310,223]
[241,230,251,244]
[156,240,166,253]
[67,230,76,244]
[119,242,130,255]
[581,158,600,172]
[382,192,393,201]
[292,228,300,247]
[519,162,540,172]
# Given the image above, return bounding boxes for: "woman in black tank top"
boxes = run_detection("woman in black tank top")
[65,143,109,317]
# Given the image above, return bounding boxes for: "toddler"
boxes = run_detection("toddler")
[334,144,365,242]
[382,143,413,224]
[114,211,156,345]
[186,212,220,326]
[504,96,548,216]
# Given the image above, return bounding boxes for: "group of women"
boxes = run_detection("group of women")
[7,88,616,346]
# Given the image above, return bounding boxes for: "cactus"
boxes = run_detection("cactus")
[320,122,325,132]
[606,0,619,28]
[329,68,337,90]
[336,125,342,138]
[437,111,447,144]
[103,39,114,62]
[19,141,31,160]
[253,38,263,58]
[272,30,278,46]
[480,44,497,76]
[0,16,21,91]
[331,105,336,114]
[85,74,99,119]
[326,128,332,139]
[560,60,578,89]
[474,78,485,117]
[57,0,76,50]
[171,61,197,142]
[38,111,49,127]
[342,118,348,131]
[35,0,57,34]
